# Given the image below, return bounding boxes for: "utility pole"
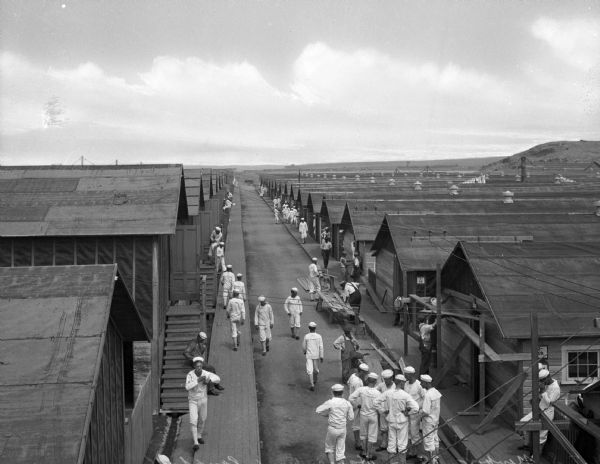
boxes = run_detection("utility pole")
[521,156,527,183]
[530,312,541,463]
[200,275,207,333]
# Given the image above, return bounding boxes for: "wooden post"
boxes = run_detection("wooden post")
[200,275,207,333]
[402,269,408,356]
[479,313,486,419]
[151,238,160,413]
[531,312,541,463]
[436,263,442,369]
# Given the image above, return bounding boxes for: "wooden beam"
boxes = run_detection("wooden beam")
[495,353,532,362]
[478,372,526,433]
[451,318,501,362]
[444,289,490,311]
[432,335,470,388]
[516,420,570,432]
[554,401,600,440]
[370,343,399,371]
[540,414,588,464]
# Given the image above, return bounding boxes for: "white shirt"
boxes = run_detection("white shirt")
[309,263,319,278]
[404,380,425,408]
[254,303,274,327]
[299,222,308,234]
[422,387,442,424]
[226,297,245,321]
[232,280,246,301]
[316,397,354,429]
[284,295,303,315]
[347,373,364,395]
[220,271,235,291]
[303,332,324,359]
[185,369,209,400]
[380,389,420,425]
[349,386,382,417]
[540,379,561,418]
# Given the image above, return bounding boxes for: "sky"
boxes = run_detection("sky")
[1,0,599,166]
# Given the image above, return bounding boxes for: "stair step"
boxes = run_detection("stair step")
[162,370,189,379]
[165,327,202,335]
[160,403,189,413]
[162,380,186,389]
[164,335,199,342]
[161,390,191,399]
[164,343,190,351]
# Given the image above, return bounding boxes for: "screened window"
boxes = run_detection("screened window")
[562,346,600,383]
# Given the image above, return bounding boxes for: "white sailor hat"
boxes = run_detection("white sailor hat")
[291,287,298,292]
[308,321,317,328]
[226,264,233,269]
[192,356,204,364]
[312,257,318,262]
[219,241,225,245]
[331,384,345,392]
[215,226,221,231]
[198,331,207,339]
[420,374,433,383]
[358,363,369,372]
[367,372,379,380]
[539,369,550,380]
[237,273,243,277]
[258,295,266,302]
[301,217,305,220]
[404,366,416,374]
[395,374,406,381]
[381,369,394,379]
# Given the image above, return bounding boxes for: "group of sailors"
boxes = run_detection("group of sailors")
[317,363,442,464]
[273,197,300,225]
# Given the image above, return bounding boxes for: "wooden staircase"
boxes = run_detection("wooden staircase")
[160,266,219,413]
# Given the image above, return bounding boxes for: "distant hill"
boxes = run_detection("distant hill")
[482,140,600,170]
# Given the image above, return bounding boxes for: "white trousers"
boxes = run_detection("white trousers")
[230,320,241,338]
[289,312,301,328]
[521,411,553,446]
[421,417,439,452]
[408,412,421,444]
[306,358,320,376]
[360,414,379,443]
[257,325,271,342]
[325,426,347,462]
[387,422,409,454]
[189,396,207,436]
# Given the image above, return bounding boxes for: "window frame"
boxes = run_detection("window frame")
[561,344,600,385]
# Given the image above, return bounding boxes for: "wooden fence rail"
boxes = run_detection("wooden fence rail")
[124,373,154,464]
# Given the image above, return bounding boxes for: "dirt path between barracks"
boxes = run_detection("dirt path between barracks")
[240,183,364,464]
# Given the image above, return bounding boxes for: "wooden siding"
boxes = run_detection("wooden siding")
[83,319,125,464]
[0,236,155,336]
[375,246,395,309]
[359,240,375,271]
[124,374,153,464]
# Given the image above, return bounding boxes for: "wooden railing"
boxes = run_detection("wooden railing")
[124,373,154,464]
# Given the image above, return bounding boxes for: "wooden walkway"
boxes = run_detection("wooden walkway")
[170,187,261,463]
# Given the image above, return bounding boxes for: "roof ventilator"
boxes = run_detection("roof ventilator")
[414,180,422,191]
[503,190,514,204]
[594,200,600,217]
[449,184,459,196]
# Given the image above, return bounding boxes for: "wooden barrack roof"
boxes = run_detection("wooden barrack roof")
[0,164,187,237]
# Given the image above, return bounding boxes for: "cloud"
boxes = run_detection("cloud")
[531,17,600,71]
[290,42,509,117]
[0,42,598,166]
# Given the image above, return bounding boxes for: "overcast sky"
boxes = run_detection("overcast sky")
[1,0,599,166]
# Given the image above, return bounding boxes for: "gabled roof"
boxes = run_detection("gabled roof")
[452,241,600,339]
[0,164,188,237]
[372,212,600,251]
[0,264,148,463]
[321,199,347,224]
